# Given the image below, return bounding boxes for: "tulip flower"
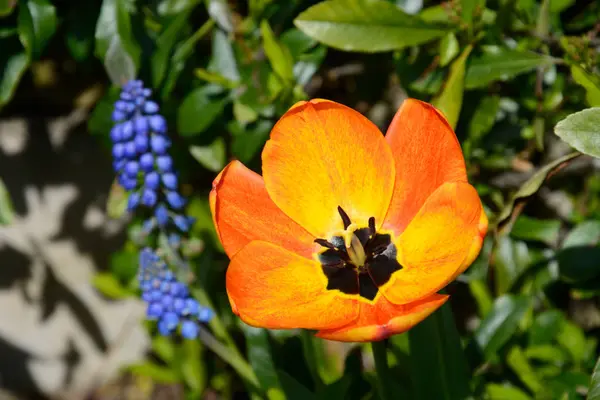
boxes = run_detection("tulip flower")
[210,99,487,342]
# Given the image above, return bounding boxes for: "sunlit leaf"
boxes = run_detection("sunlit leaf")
[189,137,226,172]
[555,107,600,159]
[510,215,561,246]
[438,32,459,67]
[177,87,229,136]
[485,383,531,400]
[92,272,131,299]
[571,65,600,107]
[294,0,450,53]
[0,178,15,225]
[261,20,295,84]
[506,346,543,393]
[465,50,552,89]
[589,356,600,400]
[432,45,471,129]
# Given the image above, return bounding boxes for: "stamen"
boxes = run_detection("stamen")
[337,206,352,229]
[314,238,336,249]
[346,233,367,267]
[368,217,376,235]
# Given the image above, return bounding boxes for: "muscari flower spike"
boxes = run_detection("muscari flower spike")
[109,80,212,338]
[211,99,488,342]
[139,248,212,339]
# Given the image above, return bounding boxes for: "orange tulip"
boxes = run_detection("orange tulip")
[210,99,488,342]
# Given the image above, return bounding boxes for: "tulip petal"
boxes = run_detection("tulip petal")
[382,182,486,305]
[384,99,467,235]
[226,240,359,330]
[262,99,395,239]
[211,161,316,258]
[316,293,448,342]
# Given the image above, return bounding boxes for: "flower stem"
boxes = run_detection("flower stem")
[372,340,394,400]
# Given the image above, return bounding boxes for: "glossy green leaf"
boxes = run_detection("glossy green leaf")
[244,327,285,400]
[562,221,600,248]
[473,295,530,360]
[94,0,141,72]
[92,272,131,299]
[555,107,600,159]
[189,137,226,172]
[151,335,175,364]
[0,178,14,225]
[18,0,57,58]
[438,33,459,67]
[208,28,240,84]
[465,50,551,89]
[177,87,229,136]
[0,44,27,107]
[294,0,450,53]
[556,319,587,364]
[432,45,471,129]
[106,179,128,219]
[206,0,234,33]
[260,20,295,84]
[506,346,543,393]
[529,310,565,345]
[493,236,532,294]
[494,152,581,228]
[178,339,206,392]
[409,303,471,400]
[510,215,561,246]
[571,65,600,107]
[151,11,191,88]
[589,356,600,400]
[157,0,201,15]
[485,383,531,400]
[460,0,485,25]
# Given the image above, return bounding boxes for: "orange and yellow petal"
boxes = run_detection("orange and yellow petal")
[315,293,448,342]
[210,160,316,259]
[262,99,395,239]
[383,99,467,235]
[382,182,485,305]
[226,240,359,330]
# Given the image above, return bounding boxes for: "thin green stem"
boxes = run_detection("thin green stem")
[372,340,395,400]
[300,330,325,391]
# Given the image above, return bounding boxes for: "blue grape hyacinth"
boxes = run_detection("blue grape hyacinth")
[110,80,191,236]
[139,248,212,338]
[109,79,212,338]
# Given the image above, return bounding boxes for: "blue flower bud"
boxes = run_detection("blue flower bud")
[120,177,138,191]
[155,204,169,227]
[124,161,139,177]
[161,294,174,310]
[124,141,137,158]
[134,133,149,153]
[127,192,140,211]
[150,135,169,154]
[183,298,199,316]
[139,153,154,171]
[144,101,159,114]
[173,215,191,231]
[170,281,188,297]
[168,233,181,248]
[166,191,185,209]
[122,120,134,140]
[173,297,185,314]
[149,115,167,132]
[156,155,173,172]
[112,160,125,172]
[157,320,172,336]
[133,116,148,134]
[162,311,179,331]
[181,320,199,339]
[111,110,126,122]
[161,173,178,189]
[197,307,213,322]
[110,124,124,142]
[141,189,157,207]
[145,171,160,190]
[147,303,163,319]
[112,143,125,159]
[142,218,156,234]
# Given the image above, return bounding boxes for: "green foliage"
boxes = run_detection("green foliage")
[2,0,600,398]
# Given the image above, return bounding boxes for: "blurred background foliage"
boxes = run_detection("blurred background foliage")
[1,0,600,399]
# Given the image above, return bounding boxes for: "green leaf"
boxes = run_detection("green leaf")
[177,339,206,392]
[260,20,295,84]
[494,152,581,229]
[562,221,600,249]
[0,46,28,108]
[465,50,551,89]
[467,95,500,142]
[432,45,471,129]
[460,0,485,25]
[189,137,226,172]
[485,383,531,400]
[208,28,240,84]
[277,370,317,400]
[0,178,14,225]
[177,87,229,136]
[588,356,600,400]
[18,0,57,58]
[94,0,141,73]
[151,11,191,88]
[473,295,530,360]
[151,335,176,364]
[92,272,131,299]
[294,0,450,53]
[555,107,600,159]
[529,310,565,346]
[506,346,543,393]
[128,362,180,383]
[556,319,587,364]
[570,65,600,107]
[408,303,471,400]
[438,33,459,67]
[244,327,285,400]
[157,0,201,15]
[510,215,561,246]
[493,237,532,294]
